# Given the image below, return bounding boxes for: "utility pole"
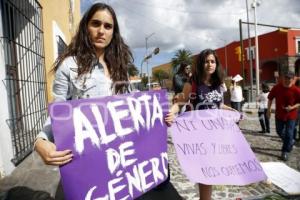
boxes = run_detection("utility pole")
[145,33,155,90]
[246,0,254,102]
[239,19,245,88]
[219,38,228,76]
[252,0,260,96]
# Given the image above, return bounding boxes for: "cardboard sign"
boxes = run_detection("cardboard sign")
[261,162,300,195]
[170,109,267,185]
[50,90,169,200]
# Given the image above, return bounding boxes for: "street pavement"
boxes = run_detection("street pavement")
[0,108,300,200]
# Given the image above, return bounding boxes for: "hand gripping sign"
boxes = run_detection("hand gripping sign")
[170,109,267,185]
[50,90,169,200]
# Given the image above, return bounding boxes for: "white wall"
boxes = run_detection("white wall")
[53,20,66,60]
[0,13,15,177]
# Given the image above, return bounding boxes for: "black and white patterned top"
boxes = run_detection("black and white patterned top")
[193,83,223,110]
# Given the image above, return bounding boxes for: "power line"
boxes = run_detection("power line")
[241,21,300,30]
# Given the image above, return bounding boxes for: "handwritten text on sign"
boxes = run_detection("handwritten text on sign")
[50,90,169,200]
[170,109,267,185]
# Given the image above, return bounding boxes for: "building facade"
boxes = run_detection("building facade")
[216,29,300,84]
[153,29,300,92]
[0,0,80,176]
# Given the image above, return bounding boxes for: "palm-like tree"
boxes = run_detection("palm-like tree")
[171,49,193,73]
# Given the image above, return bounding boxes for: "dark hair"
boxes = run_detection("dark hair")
[261,82,269,93]
[52,3,133,93]
[194,49,223,87]
[176,61,190,75]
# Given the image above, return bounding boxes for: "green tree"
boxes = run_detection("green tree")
[128,64,139,76]
[152,69,169,86]
[141,76,148,89]
[171,49,193,73]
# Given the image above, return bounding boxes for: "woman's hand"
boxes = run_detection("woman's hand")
[34,138,73,166]
[164,104,180,127]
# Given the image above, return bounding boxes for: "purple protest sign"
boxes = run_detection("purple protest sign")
[49,90,169,200]
[170,109,267,185]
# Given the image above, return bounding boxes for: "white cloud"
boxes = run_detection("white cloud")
[81,0,300,67]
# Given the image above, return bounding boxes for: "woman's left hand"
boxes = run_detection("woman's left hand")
[164,104,179,127]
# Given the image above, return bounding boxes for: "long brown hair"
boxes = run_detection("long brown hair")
[194,49,224,88]
[52,3,133,93]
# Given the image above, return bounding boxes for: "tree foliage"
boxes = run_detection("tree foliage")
[127,64,139,76]
[171,49,193,73]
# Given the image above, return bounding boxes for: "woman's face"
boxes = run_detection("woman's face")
[204,54,216,76]
[185,65,191,74]
[88,9,114,51]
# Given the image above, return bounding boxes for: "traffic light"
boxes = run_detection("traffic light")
[235,46,242,62]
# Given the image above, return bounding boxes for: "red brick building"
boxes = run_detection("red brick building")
[216,29,300,84]
[152,29,300,91]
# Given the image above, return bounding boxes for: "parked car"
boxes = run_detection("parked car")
[146,82,161,90]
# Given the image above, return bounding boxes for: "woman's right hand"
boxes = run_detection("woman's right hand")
[34,138,73,166]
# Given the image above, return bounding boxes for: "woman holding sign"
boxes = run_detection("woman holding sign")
[34,3,180,200]
[166,49,237,200]
[35,2,133,167]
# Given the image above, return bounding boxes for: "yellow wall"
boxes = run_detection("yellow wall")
[152,63,172,75]
[38,0,81,102]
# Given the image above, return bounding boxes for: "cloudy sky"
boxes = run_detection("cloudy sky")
[81,0,300,74]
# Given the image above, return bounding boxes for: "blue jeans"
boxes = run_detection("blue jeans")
[275,119,296,152]
[231,101,242,112]
[258,108,270,132]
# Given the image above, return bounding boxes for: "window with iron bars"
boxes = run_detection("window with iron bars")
[1,0,47,165]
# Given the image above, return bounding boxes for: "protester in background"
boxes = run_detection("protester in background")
[34,3,180,199]
[173,61,192,95]
[267,71,300,161]
[294,58,300,141]
[257,82,270,133]
[230,75,244,112]
[165,49,238,200]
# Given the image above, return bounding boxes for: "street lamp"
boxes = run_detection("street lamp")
[252,0,261,96]
[140,47,160,90]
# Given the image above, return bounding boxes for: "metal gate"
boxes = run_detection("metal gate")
[1,0,47,165]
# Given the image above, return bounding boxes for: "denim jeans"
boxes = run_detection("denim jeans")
[258,108,270,132]
[231,101,242,112]
[275,118,296,152]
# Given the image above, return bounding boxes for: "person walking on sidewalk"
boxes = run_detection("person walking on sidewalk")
[267,71,300,161]
[257,82,270,133]
[230,76,244,112]
[165,49,238,200]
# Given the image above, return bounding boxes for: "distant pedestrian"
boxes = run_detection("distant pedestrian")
[267,71,300,161]
[173,61,192,95]
[257,82,270,133]
[230,75,244,112]
[294,58,300,141]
